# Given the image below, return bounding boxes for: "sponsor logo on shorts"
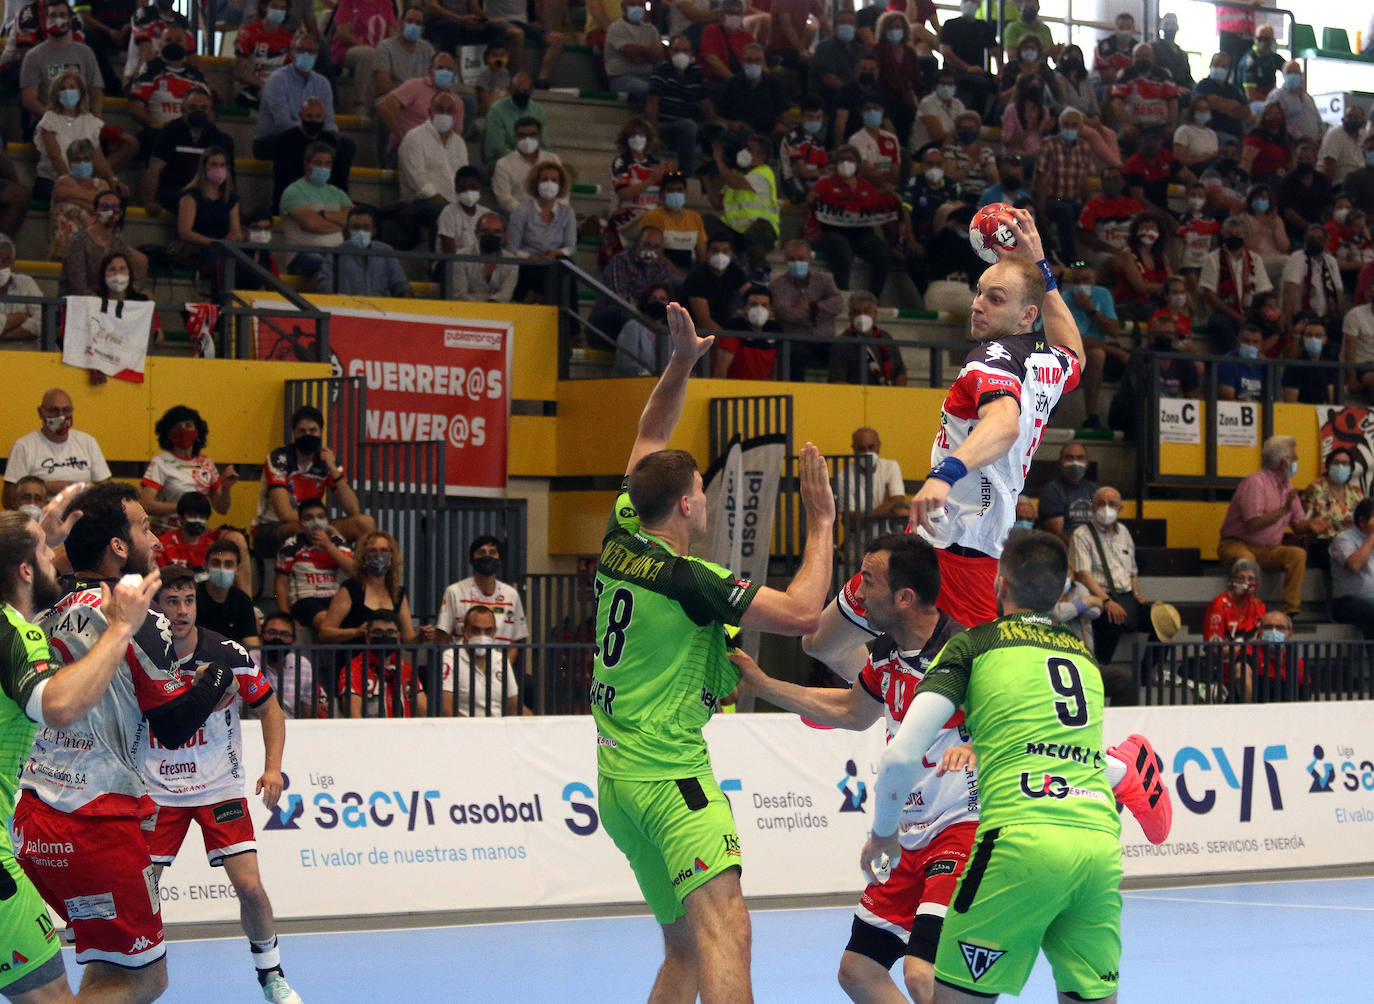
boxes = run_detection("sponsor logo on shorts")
[1100,970,1120,983]
[130,937,154,952]
[64,892,117,922]
[722,834,741,857]
[212,801,247,824]
[926,858,957,876]
[694,857,709,873]
[958,942,1006,981]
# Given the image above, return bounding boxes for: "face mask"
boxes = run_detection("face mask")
[516,136,539,155]
[1306,239,1326,257]
[433,68,455,88]
[293,51,316,73]
[1020,7,1035,22]
[471,555,501,576]
[735,148,753,168]
[185,108,210,130]
[708,252,731,272]
[638,247,659,263]
[1210,65,1227,81]
[862,109,883,128]
[1236,343,1259,359]
[924,166,944,184]
[1302,336,1324,357]
[301,121,323,137]
[886,29,905,44]
[96,207,120,226]
[671,52,691,70]
[746,305,769,327]
[457,189,481,207]
[1168,293,1187,311]
[1261,306,1281,322]
[937,84,956,101]
[1061,128,1077,142]
[1013,519,1034,530]
[1102,179,1123,196]
[43,415,70,434]
[18,504,43,522]
[858,72,877,87]
[105,274,129,293]
[1062,461,1087,482]
[1133,59,1151,72]
[1329,463,1352,484]
[161,42,186,62]
[1335,207,1350,223]
[1260,628,1286,643]
[309,166,331,186]
[1250,198,1269,213]
[836,160,857,178]
[852,313,874,333]
[511,91,531,109]
[466,633,497,647]
[170,426,198,449]
[1094,506,1118,526]
[537,179,560,200]
[664,191,686,210]
[349,229,373,249]
[1366,152,1374,167]
[1020,48,1037,63]
[1223,234,1245,251]
[294,433,322,455]
[70,160,93,180]
[431,113,454,134]
[1075,282,1093,296]
[478,233,503,253]
[263,5,287,23]
[627,134,647,152]
[1188,196,1205,211]
[1116,31,1134,44]
[957,129,979,144]
[47,18,69,34]
[58,88,80,109]
[0,267,9,287]
[304,517,329,533]
[644,300,668,320]
[401,21,421,40]
[802,118,823,135]
[787,259,808,278]
[836,23,855,41]
[1152,335,1174,352]
[208,567,236,589]
[248,228,272,244]
[489,58,507,69]
[723,14,743,30]
[1138,231,1158,246]
[1283,73,1301,91]
[183,518,208,536]
[1001,174,1022,190]
[1194,111,1211,125]
[626,5,645,21]
[959,1,977,16]
[1288,460,1299,478]
[361,553,392,577]
[207,165,228,185]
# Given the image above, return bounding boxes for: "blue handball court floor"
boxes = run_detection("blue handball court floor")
[59,875,1374,1001]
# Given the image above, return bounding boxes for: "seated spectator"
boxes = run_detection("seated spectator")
[127,0,197,85]
[1092,10,1137,87]
[1241,25,1283,102]
[779,97,829,203]
[1330,498,1374,639]
[156,493,251,596]
[609,118,668,236]
[70,0,132,93]
[1218,434,1325,618]
[976,153,1031,208]
[1264,61,1321,144]
[254,404,376,556]
[999,32,1058,109]
[233,0,294,109]
[8,476,47,520]
[1108,43,1179,135]
[1152,273,1195,339]
[442,605,521,717]
[93,251,161,356]
[340,610,425,718]
[1203,557,1265,702]
[376,6,436,100]
[1076,166,1143,255]
[507,160,577,301]
[1033,107,1099,262]
[1280,224,1343,332]
[1192,50,1248,142]
[377,51,462,156]
[704,134,779,275]
[59,189,148,295]
[1123,126,1191,212]
[1065,262,1123,430]
[712,283,782,379]
[0,136,30,240]
[764,0,826,74]
[716,43,789,141]
[647,36,713,175]
[143,87,236,217]
[489,0,567,86]
[492,116,562,213]
[238,206,284,289]
[1216,323,1265,401]
[0,237,42,347]
[1108,315,1198,437]
[1069,485,1152,669]
[1172,98,1219,170]
[698,0,754,84]
[437,165,497,254]
[834,54,884,141]
[453,212,517,302]
[1319,103,1366,187]
[255,34,357,190]
[33,71,125,203]
[682,236,748,331]
[395,90,468,238]
[253,612,326,718]
[423,0,508,55]
[1038,442,1098,542]
[612,282,671,376]
[1151,11,1191,88]
[483,73,545,166]
[604,0,663,101]
[912,67,965,150]
[435,534,528,645]
[1327,196,1369,283]
[1055,46,1111,151]
[1002,0,1057,63]
[1176,181,1221,275]
[471,41,512,114]
[807,145,900,295]
[268,97,351,209]
[942,109,996,202]
[196,538,261,646]
[47,137,107,259]
[173,147,243,292]
[3,387,109,505]
[19,2,106,123]
[873,12,925,147]
[1277,141,1330,242]
[141,404,240,535]
[1343,285,1374,397]
[900,145,960,244]
[833,424,907,519]
[811,8,864,112]
[1241,103,1292,184]
[1000,78,1052,164]
[591,227,674,336]
[1199,215,1272,352]
[1113,213,1174,321]
[638,172,706,271]
[275,496,355,633]
[850,99,901,188]
[1301,448,1363,550]
[320,531,423,652]
[280,144,352,276]
[1282,319,1336,404]
[828,290,907,386]
[330,0,396,116]
[125,24,206,157]
[769,239,841,374]
[319,206,411,296]
[1345,135,1374,217]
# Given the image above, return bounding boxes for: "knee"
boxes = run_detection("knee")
[1086,346,1106,370]
[903,958,935,1004]
[835,952,870,996]
[508,25,524,45]
[548,31,565,47]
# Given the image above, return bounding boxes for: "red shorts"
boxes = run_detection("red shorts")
[856,821,979,938]
[13,792,165,968]
[144,799,256,867]
[935,549,999,626]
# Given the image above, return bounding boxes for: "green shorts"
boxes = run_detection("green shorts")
[597,773,742,925]
[0,846,63,993]
[934,823,1122,1000]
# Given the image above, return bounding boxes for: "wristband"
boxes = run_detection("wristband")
[927,456,967,486]
[1035,258,1057,292]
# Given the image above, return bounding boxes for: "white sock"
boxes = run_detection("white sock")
[1105,754,1127,789]
[250,935,281,972]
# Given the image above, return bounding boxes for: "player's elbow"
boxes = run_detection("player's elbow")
[40,693,84,730]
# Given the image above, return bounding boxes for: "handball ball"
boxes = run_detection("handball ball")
[968,203,1017,264]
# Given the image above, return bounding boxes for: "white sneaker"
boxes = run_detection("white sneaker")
[262,974,303,1003]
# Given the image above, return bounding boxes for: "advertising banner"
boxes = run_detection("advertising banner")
[1316,405,1374,494]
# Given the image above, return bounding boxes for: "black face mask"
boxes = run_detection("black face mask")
[1061,58,1082,73]
[478,233,503,253]
[301,121,324,137]
[161,42,186,62]
[186,109,208,129]
[1306,239,1326,256]
[183,519,208,536]
[472,555,501,576]
[1001,174,1022,190]
[858,72,877,87]
[1223,234,1245,251]
[294,433,322,455]
[511,92,531,109]
[644,300,669,320]
[369,635,400,650]
[1295,162,1314,176]
[1345,121,1362,136]
[1152,335,1174,352]
[261,640,291,661]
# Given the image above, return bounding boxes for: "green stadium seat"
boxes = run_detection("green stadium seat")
[1291,23,1318,58]
[1322,28,1352,56]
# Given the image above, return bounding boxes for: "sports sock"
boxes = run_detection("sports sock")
[251,935,282,981]
[1105,754,1127,789]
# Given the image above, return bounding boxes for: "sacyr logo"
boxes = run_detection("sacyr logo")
[838,760,867,812]
[262,772,304,830]
[562,781,599,836]
[1173,744,1286,821]
[1308,745,1335,793]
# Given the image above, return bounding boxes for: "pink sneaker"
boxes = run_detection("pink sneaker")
[1108,733,1172,845]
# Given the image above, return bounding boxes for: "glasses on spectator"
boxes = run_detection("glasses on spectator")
[370,630,401,641]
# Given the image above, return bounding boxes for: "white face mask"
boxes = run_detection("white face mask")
[746,305,769,327]
[1334,207,1350,223]
[431,113,454,133]
[836,160,858,178]
[671,52,691,70]
[924,166,944,184]
[537,179,560,200]
[0,267,10,286]
[1094,505,1118,526]
[1168,293,1187,310]
[735,148,753,169]
[105,274,130,293]
[18,504,42,522]
[457,189,481,207]
[516,136,539,155]
[248,229,272,244]
[708,252,731,272]
[627,134,647,152]
[852,313,874,333]
[465,633,497,646]
[1187,196,1205,211]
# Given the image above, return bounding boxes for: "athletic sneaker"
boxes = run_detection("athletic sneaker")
[1108,733,1172,845]
[262,974,303,1003]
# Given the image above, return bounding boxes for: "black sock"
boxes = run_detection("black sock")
[256,965,285,986]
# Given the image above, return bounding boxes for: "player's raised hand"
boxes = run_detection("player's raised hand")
[859,829,901,885]
[39,482,87,547]
[797,442,835,526]
[666,302,714,364]
[998,206,1046,263]
[936,744,976,776]
[102,568,160,633]
[910,477,952,536]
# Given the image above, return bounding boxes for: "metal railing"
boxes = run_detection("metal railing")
[1133,639,1373,704]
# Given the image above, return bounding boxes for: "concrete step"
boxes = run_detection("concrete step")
[1138,572,1331,606]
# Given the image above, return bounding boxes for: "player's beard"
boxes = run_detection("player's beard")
[122,540,156,576]
[32,566,62,611]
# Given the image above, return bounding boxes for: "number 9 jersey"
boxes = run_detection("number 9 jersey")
[590,490,762,781]
[923,333,1081,557]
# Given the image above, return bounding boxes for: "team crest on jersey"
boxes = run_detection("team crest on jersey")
[959,942,1006,981]
[983,341,1011,362]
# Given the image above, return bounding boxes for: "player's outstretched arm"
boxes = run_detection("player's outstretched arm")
[730,649,882,730]
[38,572,160,728]
[739,443,836,635]
[909,395,1022,534]
[624,302,715,476]
[1001,207,1085,367]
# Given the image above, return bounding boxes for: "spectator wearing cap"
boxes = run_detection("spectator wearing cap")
[1034,107,1100,262]
[1330,498,1374,640]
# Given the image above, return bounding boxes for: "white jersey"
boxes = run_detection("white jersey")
[436,576,529,643]
[857,620,980,851]
[921,332,1082,557]
[136,629,273,807]
[442,646,519,716]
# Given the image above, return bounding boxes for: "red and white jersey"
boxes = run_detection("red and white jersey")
[234,20,292,88]
[141,450,221,534]
[276,531,352,603]
[29,578,190,817]
[857,619,979,851]
[1109,76,1178,128]
[923,332,1081,557]
[1177,212,1221,270]
[128,58,209,127]
[850,128,901,174]
[136,629,273,807]
[435,576,529,643]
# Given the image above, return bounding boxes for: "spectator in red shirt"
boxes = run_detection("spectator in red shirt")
[1123,126,1191,212]
[698,0,755,84]
[340,610,425,718]
[1202,557,1264,700]
[156,492,223,571]
[1076,166,1144,254]
[1112,212,1174,321]
[873,11,925,148]
[712,284,784,379]
[1093,11,1137,88]
[765,0,827,73]
[1241,102,1292,183]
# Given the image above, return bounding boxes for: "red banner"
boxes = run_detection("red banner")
[255,305,511,494]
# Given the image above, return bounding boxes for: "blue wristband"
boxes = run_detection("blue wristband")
[927,456,967,486]
[1035,258,1057,292]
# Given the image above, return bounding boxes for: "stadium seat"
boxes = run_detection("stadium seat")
[1321,27,1352,56]
[1291,23,1318,59]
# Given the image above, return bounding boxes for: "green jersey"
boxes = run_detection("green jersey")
[917,612,1120,837]
[0,605,60,845]
[590,492,761,781]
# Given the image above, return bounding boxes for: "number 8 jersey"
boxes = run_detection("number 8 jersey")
[922,333,1081,557]
[590,490,762,781]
